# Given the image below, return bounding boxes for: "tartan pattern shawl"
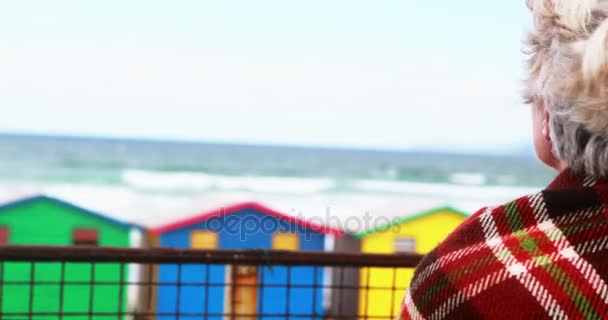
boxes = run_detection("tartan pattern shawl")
[400,169,608,320]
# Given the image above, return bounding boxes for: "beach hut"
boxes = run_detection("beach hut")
[0,195,141,320]
[356,206,468,319]
[149,202,342,320]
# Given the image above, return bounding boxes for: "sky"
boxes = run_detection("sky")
[0,1,532,153]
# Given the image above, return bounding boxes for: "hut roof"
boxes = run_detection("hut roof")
[0,195,144,230]
[149,201,343,237]
[355,206,469,239]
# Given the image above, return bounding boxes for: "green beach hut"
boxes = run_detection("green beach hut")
[0,195,141,320]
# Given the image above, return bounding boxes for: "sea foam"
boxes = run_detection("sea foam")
[352,179,539,201]
[122,169,336,194]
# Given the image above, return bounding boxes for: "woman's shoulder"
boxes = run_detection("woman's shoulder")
[402,189,608,319]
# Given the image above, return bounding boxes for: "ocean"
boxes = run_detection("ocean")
[0,134,554,231]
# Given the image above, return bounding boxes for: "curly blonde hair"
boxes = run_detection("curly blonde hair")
[526,0,608,177]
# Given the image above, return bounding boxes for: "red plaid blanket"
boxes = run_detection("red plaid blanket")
[400,169,608,319]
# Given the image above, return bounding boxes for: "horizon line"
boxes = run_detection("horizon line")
[0,130,534,158]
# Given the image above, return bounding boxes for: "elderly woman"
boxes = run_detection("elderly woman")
[400,1,608,319]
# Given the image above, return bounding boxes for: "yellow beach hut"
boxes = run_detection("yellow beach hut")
[356,206,468,319]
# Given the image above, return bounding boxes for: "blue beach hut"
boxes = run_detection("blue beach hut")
[149,202,342,320]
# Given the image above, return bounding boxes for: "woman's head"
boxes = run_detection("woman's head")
[526,0,608,178]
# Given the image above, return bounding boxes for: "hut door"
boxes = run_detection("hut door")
[230,265,258,320]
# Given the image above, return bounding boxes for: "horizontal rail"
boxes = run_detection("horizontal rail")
[0,280,407,291]
[0,245,423,267]
[0,312,395,319]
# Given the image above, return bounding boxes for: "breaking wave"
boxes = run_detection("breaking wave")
[122,169,336,194]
